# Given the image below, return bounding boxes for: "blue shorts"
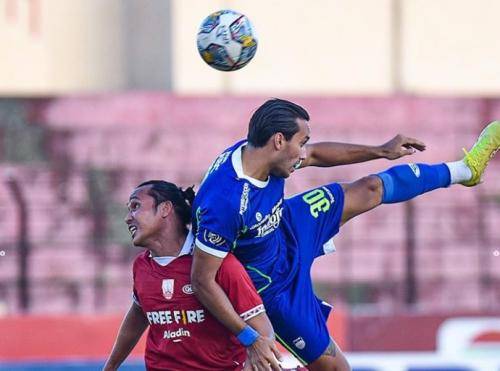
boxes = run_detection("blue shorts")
[263,183,345,365]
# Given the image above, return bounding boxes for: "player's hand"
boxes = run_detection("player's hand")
[244,335,283,371]
[379,134,426,160]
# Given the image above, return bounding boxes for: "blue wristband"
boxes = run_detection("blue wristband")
[237,325,260,347]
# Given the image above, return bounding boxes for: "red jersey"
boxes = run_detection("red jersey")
[133,250,264,371]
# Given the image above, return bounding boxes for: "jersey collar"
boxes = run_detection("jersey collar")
[232,142,269,188]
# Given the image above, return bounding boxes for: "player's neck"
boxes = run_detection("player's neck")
[241,144,271,181]
[147,231,186,258]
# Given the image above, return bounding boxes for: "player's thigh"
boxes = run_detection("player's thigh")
[284,183,345,261]
[340,175,383,225]
[306,339,351,371]
[266,291,332,366]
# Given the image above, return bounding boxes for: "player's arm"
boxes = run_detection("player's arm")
[191,248,246,334]
[300,135,426,168]
[102,302,148,371]
[243,313,277,371]
[246,313,274,339]
[216,254,280,370]
[191,248,281,371]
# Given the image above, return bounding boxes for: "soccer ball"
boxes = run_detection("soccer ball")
[197,10,258,71]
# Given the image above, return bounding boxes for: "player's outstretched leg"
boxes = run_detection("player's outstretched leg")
[341,121,500,224]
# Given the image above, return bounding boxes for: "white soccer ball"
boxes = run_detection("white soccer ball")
[197,10,258,71]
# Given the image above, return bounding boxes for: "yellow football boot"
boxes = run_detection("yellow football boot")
[461,120,500,186]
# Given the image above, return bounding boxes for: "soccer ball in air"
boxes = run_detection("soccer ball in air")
[197,10,258,71]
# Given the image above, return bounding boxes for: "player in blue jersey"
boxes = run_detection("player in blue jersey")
[190,98,500,370]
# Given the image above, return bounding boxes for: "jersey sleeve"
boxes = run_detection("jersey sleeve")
[194,195,242,258]
[216,254,265,321]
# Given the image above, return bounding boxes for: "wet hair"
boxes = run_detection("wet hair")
[137,180,195,229]
[247,98,310,147]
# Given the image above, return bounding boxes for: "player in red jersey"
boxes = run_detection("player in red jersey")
[103,180,280,371]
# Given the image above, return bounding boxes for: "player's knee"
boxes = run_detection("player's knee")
[307,355,351,371]
[306,339,351,371]
[364,175,382,192]
[358,175,383,204]
[342,176,383,224]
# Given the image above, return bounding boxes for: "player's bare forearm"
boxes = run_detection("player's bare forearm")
[302,135,426,167]
[103,303,148,371]
[191,248,248,334]
[302,142,382,167]
[246,312,274,339]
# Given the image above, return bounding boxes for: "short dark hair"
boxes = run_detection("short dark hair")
[137,180,195,229]
[247,98,310,147]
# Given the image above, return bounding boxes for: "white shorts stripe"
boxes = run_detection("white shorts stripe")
[323,239,336,255]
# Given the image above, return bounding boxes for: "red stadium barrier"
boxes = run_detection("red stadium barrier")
[0,311,347,360]
[0,315,146,360]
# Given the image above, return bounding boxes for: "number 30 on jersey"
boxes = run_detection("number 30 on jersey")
[302,189,330,218]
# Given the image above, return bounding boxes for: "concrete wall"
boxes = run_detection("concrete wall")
[122,0,172,90]
[0,0,125,95]
[1,0,500,95]
[172,0,394,94]
[173,0,500,95]
[402,0,500,95]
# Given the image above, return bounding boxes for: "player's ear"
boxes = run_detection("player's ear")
[273,132,285,150]
[159,200,173,218]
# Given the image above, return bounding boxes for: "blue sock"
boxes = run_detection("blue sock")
[377,163,451,204]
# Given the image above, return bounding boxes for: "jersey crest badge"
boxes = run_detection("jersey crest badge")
[162,279,174,300]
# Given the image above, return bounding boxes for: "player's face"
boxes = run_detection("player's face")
[271,118,310,178]
[125,186,164,247]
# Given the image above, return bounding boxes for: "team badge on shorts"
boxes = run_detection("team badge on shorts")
[293,336,306,350]
[162,279,174,300]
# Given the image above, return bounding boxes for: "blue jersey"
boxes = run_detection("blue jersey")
[192,140,296,297]
[193,140,346,364]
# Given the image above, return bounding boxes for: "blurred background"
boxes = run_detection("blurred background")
[0,0,499,370]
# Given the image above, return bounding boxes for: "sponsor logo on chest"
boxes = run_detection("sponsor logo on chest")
[164,327,191,340]
[146,309,206,325]
[249,198,284,238]
[182,284,194,295]
[161,280,194,299]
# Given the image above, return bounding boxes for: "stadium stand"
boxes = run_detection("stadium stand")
[1,94,499,317]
